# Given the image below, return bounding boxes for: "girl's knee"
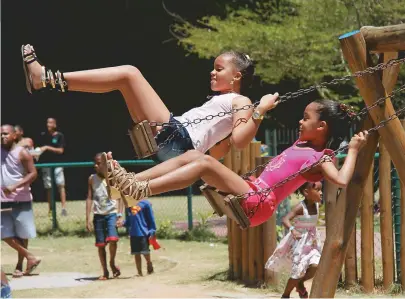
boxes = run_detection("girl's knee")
[197,155,216,169]
[118,65,142,84]
[183,150,204,162]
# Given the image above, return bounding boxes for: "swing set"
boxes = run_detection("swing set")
[129,23,405,297]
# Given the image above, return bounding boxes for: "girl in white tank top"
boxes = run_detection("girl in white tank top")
[23,45,278,163]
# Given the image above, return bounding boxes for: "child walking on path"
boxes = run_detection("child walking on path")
[86,153,124,280]
[118,200,157,276]
[265,181,323,298]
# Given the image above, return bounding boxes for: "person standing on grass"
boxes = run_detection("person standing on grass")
[1,124,41,278]
[265,182,323,298]
[38,117,67,217]
[86,153,124,280]
[117,199,156,276]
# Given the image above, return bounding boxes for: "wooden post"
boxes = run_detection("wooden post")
[224,151,234,279]
[400,120,405,291]
[310,117,379,298]
[263,211,278,285]
[248,142,262,284]
[255,156,278,285]
[360,159,375,292]
[345,218,358,288]
[379,142,395,288]
[323,165,339,234]
[240,147,250,283]
[231,147,242,280]
[360,24,405,53]
[378,51,400,289]
[339,30,405,187]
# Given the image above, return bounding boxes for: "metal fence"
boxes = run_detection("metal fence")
[32,160,293,239]
[33,160,202,235]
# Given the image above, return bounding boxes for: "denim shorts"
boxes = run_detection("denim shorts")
[130,236,150,255]
[153,114,194,163]
[93,213,119,247]
[1,201,37,240]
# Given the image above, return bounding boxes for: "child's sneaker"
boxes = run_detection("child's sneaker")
[1,283,12,298]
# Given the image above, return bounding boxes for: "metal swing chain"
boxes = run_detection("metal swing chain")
[154,58,405,150]
[277,57,405,104]
[240,84,405,180]
[243,105,405,219]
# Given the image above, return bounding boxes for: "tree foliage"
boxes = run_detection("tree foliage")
[172,0,405,108]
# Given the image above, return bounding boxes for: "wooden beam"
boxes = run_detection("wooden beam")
[344,219,358,288]
[249,142,262,284]
[360,24,405,53]
[241,147,250,283]
[378,51,399,290]
[310,117,378,298]
[231,147,242,280]
[360,159,375,293]
[382,52,402,92]
[339,30,405,186]
[224,152,234,279]
[379,142,395,289]
[400,120,405,292]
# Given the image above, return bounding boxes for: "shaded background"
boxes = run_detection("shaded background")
[2,0,308,200]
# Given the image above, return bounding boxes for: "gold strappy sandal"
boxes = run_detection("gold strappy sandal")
[21,44,68,94]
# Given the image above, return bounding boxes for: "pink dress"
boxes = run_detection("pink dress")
[265,201,322,279]
[242,141,332,227]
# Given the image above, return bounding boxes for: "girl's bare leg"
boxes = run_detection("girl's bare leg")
[24,45,170,124]
[140,155,250,196]
[131,150,204,181]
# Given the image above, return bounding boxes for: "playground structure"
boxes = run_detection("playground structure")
[214,23,405,297]
[14,21,404,298]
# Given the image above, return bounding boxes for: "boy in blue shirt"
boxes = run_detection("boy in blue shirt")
[118,200,156,276]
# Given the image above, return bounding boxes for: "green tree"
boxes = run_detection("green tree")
[172,0,405,109]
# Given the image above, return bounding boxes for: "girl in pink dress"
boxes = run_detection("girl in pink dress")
[104,98,368,227]
[265,181,323,298]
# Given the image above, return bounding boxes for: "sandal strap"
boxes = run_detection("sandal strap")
[39,67,68,92]
[23,53,37,64]
[104,159,150,201]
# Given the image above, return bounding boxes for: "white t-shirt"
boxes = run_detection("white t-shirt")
[91,174,117,215]
[174,93,239,153]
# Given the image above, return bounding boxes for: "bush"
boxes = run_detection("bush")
[156,220,180,239]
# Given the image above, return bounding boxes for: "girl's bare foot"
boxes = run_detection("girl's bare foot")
[23,44,44,90]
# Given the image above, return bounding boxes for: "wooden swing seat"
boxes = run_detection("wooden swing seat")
[200,184,251,229]
[128,121,158,158]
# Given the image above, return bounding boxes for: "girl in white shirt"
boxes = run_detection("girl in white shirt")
[22,45,277,177]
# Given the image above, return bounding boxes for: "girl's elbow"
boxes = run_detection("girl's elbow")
[334,179,349,188]
[232,138,248,150]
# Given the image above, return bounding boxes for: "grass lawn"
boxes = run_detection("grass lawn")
[2,236,400,298]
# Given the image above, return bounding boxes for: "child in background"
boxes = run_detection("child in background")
[118,200,157,276]
[1,269,11,298]
[265,181,323,298]
[86,153,123,280]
